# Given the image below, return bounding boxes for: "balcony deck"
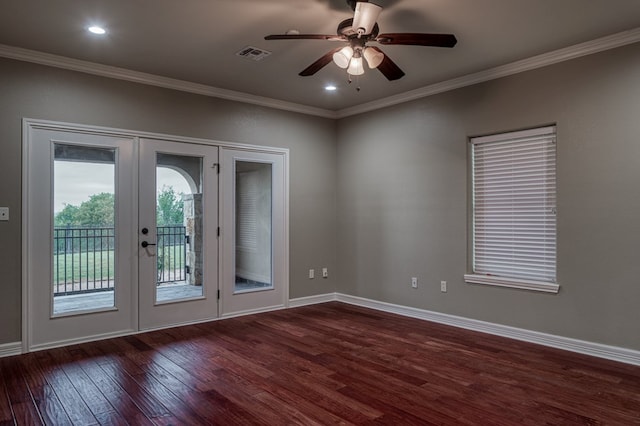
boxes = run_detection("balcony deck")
[53,283,203,314]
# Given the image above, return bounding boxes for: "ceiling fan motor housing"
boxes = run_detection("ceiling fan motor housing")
[337,18,380,39]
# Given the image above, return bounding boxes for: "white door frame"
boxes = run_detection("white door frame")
[22,119,289,352]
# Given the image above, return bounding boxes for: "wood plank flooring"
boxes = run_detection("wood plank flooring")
[1,302,639,425]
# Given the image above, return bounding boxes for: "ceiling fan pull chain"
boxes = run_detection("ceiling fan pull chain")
[347,74,361,92]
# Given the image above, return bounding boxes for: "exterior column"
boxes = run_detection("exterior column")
[183,194,203,286]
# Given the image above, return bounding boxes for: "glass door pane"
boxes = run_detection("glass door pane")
[235,161,273,293]
[155,153,204,303]
[53,144,116,315]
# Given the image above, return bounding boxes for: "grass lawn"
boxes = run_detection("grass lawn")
[53,245,185,283]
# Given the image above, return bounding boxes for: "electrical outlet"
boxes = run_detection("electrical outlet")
[309,269,315,279]
[0,207,8,221]
[441,281,447,292]
[411,277,418,288]
[322,268,328,278]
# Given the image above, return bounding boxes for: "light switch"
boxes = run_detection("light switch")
[0,207,8,221]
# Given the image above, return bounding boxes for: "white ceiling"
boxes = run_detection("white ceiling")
[1,0,640,113]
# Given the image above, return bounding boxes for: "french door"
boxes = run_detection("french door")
[138,138,219,330]
[219,149,288,317]
[24,122,288,351]
[25,127,137,350]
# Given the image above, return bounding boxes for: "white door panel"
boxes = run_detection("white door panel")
[138,139,219,330]
[25,127,136,350]
[220,149,288,317]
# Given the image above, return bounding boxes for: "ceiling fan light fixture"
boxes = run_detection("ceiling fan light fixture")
[332,46,354,69]
[363,47,384,69]
[347,56,364,76]
[352,2,382,35]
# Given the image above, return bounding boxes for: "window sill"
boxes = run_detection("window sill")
[464,274,559,294]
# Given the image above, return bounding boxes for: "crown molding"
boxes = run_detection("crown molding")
[0,44,338,120]
[1,26,639,120]
[336,27,640,118]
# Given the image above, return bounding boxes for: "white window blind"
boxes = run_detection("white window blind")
[236,171,258,251]
[469,126,557,288]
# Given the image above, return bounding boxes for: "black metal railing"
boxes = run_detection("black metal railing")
[157,225,187,284]
[53,225,187,296]
[53,226,115,296]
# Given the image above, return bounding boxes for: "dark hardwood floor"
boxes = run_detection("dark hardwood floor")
[1,302,639,425]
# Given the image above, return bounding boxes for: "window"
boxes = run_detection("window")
[465,126,559,293]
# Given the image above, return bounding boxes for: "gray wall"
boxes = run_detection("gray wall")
[336,42,640,351]
[0,58,338,344]
[3,41,640,352]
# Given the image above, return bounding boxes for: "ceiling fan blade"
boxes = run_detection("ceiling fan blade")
[370,47,405,81]
[265,34,346,41]
[376,33,457,48]
[352,2,382,35]
[299,47,344,76]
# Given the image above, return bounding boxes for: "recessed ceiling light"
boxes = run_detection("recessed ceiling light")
[88,26,106,35]
[325,85,337,91]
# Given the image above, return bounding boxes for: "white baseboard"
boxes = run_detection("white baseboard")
[28,329,138,353]
[289,292,640,366]
[334,293,640,367]
[289,293,338,308]
[220,304,287,320]
[0,341,22,358]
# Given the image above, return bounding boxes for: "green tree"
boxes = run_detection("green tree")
[156,185,184,226]
[75,192,115,226]
[54,187,184,227]
[54,204,81,227]
[54,192,114,226]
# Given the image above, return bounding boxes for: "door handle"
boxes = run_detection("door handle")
[141,241,156,248]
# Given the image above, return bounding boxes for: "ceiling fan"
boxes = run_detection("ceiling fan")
[264,0,457,81]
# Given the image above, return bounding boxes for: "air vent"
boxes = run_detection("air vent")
[235,46,272,62]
